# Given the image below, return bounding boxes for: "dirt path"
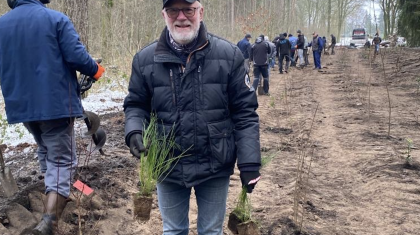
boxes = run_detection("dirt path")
[254,48,420,235]
[1,48,420,235]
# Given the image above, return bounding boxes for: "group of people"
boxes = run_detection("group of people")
[237,30,337,95]
[0,0,261,234]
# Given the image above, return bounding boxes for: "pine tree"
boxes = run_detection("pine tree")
[398,0,420,46]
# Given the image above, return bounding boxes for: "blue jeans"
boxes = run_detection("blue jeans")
[269,57,275,69]
[313,51,322,69]
[157,177,230,235]
[290,50,296,66]
[23,118,77,198]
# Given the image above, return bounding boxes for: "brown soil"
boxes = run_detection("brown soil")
[133,193,153,222]
[1,47,420,235]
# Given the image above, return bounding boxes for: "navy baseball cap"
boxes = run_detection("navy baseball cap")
[163,0,200,8]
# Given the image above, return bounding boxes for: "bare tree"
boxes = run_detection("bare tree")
[327,0,332,35]
[377,0,400,38]
[63,0,89,49]
[336,0,364,41]
[0,0,371,70]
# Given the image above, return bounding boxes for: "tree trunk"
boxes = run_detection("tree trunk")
[64,0,89,50]
[101,0,113,62]
[327,0,331,35]
[231,0,234,32]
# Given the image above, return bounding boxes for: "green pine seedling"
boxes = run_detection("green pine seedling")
[232,187,252,223]
[138,114,191,197]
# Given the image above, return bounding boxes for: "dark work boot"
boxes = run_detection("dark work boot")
[32,192,68,235]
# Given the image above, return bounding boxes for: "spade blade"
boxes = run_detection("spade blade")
[83,111,100,136]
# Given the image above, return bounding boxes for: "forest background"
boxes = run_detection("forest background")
[0,0,419,72]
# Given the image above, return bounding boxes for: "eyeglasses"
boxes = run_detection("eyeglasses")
[165,7,200,19]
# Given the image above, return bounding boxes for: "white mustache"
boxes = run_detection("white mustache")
[174,21,191,27]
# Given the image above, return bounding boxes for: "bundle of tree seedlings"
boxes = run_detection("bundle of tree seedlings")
[228,155,274,234]
[133,114,190,221]
[228,187,260,235]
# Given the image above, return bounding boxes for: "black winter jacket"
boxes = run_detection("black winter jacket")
[297,34,305,49]
[276,35,291,56]
[250,37,271,66]
[331,35,336,45]
[124,23,261,188]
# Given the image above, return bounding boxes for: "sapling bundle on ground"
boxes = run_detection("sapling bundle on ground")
[133,114,190,221]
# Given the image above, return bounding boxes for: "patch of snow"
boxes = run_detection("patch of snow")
[337,37,352,46]
[81,89,126,114]
[23,147,32,154]
[0,126,35,152]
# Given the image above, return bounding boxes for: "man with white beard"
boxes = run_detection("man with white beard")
[123,0,261,234]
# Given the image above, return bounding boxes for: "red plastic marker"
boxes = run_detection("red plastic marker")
[73,180,94,196]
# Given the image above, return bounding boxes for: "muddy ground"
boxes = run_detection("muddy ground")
[1,47,420,235]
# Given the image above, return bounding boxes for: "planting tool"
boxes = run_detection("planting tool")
[82,111,100,136]
[0,147,19,197]
[79,110,106,155]
[78,59,107,155]
[81,112,106,155]
[79,59,103,98]
[86,128,107,154]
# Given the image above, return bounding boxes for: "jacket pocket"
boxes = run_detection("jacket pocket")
[207,119,236,172]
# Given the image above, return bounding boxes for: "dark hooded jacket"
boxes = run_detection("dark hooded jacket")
[124,23,261,188]
[297,34,305,49]
[0,0,98,124]
[249,37,271,66]
[237,37,251,59]
[276,35,291,56]
[331,35,337,45]
[373,35,382,45]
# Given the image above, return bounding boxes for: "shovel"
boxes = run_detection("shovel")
[0,147,19,197]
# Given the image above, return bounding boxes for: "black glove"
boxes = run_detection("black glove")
[129,133,146,158]
[240,171,261,193]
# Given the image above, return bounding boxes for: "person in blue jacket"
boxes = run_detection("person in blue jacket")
[0,0,105,234]
[237,33,252,72]
[288,33,298,67]
[307,32,324,70]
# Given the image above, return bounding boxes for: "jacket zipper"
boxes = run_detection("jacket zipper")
[186,40,209,64]
[179,65,184,75]
[198,65,203,106]
[169,69,176,106]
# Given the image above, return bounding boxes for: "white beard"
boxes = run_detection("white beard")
[170,29,198,45]
[166,19,200,45]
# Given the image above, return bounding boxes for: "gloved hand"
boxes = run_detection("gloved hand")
[240,171,261,193]
[129,133,146,158]
[93,62,105,80]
